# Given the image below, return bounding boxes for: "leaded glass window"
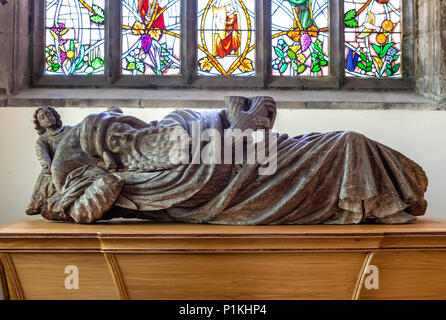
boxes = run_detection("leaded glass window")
[45,0,106,75]
[271,0,329,77]
[344,0,402,78]
[197,0,256,76]
[37,0,412,88]
[122,0,181,75]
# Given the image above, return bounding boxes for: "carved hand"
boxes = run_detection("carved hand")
[225,96,277,131]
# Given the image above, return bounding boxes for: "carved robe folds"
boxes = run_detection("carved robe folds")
[30,96,428,225]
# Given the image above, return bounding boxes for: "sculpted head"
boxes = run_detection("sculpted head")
[79,110,151,162]
[33,106,62,135]
[105,122,138,154]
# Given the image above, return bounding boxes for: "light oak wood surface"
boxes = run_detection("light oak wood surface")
[0,218,445,300]
[2,217,446,236]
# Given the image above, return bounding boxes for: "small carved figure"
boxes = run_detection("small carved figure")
[26,107,71,216]
[27,97,428,225]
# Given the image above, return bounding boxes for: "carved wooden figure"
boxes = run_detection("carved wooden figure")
[27,97,428,224]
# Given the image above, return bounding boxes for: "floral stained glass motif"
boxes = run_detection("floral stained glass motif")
[122,0,181,76]
[344,0,402,78]
[45,0,106,75]
[271,0,329,77]
[197,0,256,77]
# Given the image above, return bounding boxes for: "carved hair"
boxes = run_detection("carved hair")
[33,107,62,135]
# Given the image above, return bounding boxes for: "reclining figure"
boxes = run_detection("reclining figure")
[27,97,428,225]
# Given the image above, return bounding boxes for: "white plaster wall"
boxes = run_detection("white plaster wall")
[0,107,445,225]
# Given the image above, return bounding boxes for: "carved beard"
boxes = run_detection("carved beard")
[120,146,157,172]
[117,127,185,172]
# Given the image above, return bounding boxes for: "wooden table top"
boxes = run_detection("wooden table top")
[1,217,446,238]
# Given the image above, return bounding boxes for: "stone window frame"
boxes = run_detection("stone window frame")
[31,0,415,90]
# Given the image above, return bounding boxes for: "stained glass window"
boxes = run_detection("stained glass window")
[45,0,106,75]
[42,0,408,84]
[122,0,181,75]
[271,0,329,77]
[344,0,402,78]
[197,0,256,77]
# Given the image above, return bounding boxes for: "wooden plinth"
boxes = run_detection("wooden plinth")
[1,218,446,300]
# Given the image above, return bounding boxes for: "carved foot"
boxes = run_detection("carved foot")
[375,211,417,224]
[26,208,40,216]
[323,210,363,225]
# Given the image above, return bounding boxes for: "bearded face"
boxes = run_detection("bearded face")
[105,122,137,154]
[104,121,187,172]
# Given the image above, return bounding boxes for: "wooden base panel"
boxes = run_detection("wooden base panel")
[1,218,446,300]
